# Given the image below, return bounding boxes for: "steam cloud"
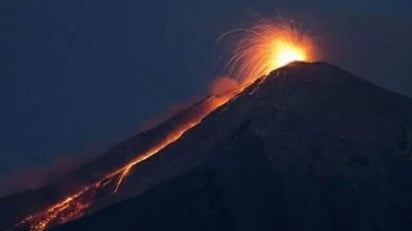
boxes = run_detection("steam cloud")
[0,156,80,196]
[208,76,239,95]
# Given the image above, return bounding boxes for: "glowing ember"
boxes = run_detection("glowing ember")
[14,19,315,231]
[225,21,314,84]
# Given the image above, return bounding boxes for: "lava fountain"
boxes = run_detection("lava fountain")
[13,20,314,231]
[223,21,315,85]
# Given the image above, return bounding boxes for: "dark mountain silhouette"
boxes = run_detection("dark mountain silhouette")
[0,93,224,230]
[3,62,412,231]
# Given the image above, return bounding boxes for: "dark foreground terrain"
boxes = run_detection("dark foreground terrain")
[4,62,412,231]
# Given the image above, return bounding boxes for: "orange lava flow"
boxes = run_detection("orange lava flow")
[14,93,236,231]
[111,93,237,192]
[14,20,313,231]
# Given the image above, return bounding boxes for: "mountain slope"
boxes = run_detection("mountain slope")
[50,62,412,231]
[0,94,227,230]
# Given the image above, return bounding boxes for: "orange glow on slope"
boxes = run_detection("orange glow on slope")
[225,21,314,84]
[15,93,236,231]
[14,20,315,231]
[111,93,236,192]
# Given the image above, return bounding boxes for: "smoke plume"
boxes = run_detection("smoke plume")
[208,76,239,95]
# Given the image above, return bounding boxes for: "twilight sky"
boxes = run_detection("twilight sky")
[0,0,411,193]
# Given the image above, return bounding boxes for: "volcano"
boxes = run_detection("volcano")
[2,62,412,231]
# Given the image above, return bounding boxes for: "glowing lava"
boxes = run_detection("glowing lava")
[225,21,314,84]
[275,41,307,67]
[14,93,236,231]
[14,20,314,231]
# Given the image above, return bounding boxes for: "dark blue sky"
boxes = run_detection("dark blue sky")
[1,0,411,190]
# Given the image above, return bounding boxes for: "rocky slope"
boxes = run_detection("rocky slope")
[5,62,412,230]
[56,62,412,230]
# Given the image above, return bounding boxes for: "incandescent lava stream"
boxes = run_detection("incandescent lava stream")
[13,22,314,231]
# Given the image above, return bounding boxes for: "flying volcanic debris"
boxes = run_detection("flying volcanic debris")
[221,20,315,85]
[12,18,315,231]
